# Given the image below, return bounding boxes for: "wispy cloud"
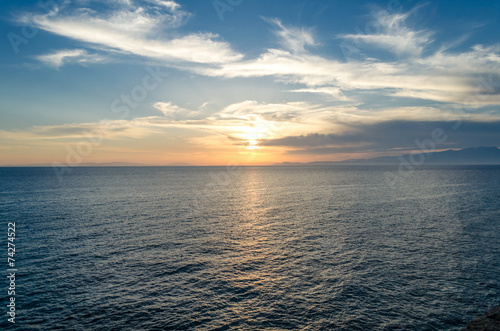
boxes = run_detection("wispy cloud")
[153,102,202,120]
[22,0,242,66]
[19,3,500,107]
[147,0,181,11]
[4,111,499,162]
[286,87,353,101]
[35,49,107,68]
[339,8,433,56]
[197,11,500,106]
[6,98,497,143]
[22,3,500,106]
[264,17,317,54]
[3,93,500,164]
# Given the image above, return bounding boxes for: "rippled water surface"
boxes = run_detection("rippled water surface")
[1,166,500,330]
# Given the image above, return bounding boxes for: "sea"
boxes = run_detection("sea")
[0,165,499,330]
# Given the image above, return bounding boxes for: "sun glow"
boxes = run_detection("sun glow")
[246,139,259,149]
[240,124,272,150]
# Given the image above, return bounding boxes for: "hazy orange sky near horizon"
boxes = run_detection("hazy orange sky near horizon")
[1,131,380,166]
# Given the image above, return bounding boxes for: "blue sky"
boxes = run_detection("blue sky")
[1,0,500,165]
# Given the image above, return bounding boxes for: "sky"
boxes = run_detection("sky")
[1,0,500,166]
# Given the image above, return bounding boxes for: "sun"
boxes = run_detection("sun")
[236,120,277,151]
[246,139,259,149]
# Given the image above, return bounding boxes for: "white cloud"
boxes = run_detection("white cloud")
[3,98,500,163]
[339,7,433,57]
[153,101,202,119]
[22,4,500,106]
[286,87,352,101]
[23,1,242,65]
[264,17,317,54]
[195,12,500,106]
[148,99,500,141]
[35,49,107,68]
[3,101,498,153]
[147,0,180,11]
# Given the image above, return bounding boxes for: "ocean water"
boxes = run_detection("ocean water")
[1,165,500,330]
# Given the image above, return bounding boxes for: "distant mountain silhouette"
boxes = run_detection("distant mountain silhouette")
[275,147,500,165]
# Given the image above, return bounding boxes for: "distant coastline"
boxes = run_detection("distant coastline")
[2,147,500,167]
[274,146,500,166]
